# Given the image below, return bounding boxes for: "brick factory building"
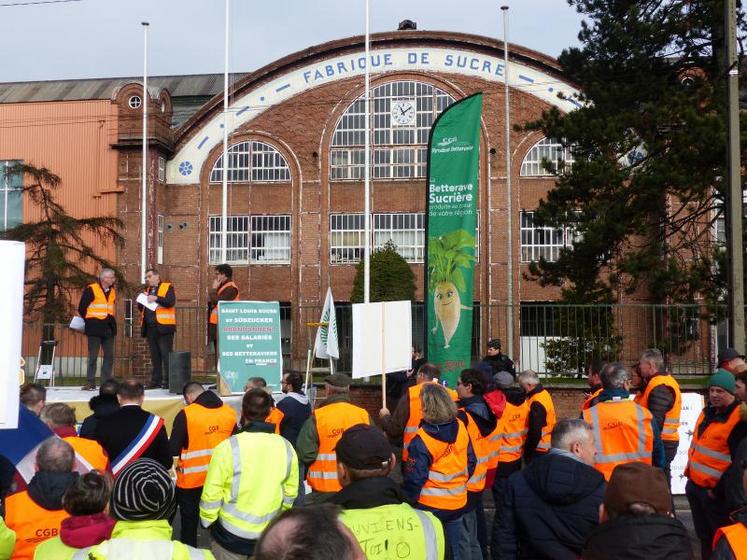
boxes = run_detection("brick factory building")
[1,28,717,375]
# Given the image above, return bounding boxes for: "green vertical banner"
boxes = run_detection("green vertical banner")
[425,93,482,388]
[217,300,283,394]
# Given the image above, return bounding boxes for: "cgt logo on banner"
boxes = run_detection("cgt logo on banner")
[670,392,706,495]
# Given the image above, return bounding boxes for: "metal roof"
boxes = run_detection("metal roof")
[0,73,248,104]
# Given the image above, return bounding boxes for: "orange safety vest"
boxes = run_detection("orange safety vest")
[497,400,530,463]
[176,402,237,489]
[417,419,470,511]
[582,387,603,410]
[582,399,655,481]
[84,283,115,320]
[63,436,110,472]
[140,282,176,326]
[634,374,682,442]
[686,404,742,489]
[461,410,489,492]
[4,490,69,560]
[266,406,285,435]
[209,281,239,324]
[713,522,747,559]
[306,401,370,493]
[403,383,459,461]
[527,388,556,452]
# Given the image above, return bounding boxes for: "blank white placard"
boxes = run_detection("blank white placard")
[0,241,24,430]
[352,301,412,379]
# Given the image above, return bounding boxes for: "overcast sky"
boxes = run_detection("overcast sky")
[0,0,584,83]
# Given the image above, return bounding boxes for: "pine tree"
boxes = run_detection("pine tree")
[525,0,745,310]
[0,164,128,325]
[350,241,417,303]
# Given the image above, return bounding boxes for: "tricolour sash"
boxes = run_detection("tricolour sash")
[111,413,165,476]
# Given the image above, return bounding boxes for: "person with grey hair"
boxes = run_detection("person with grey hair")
[518,369,557,462]
[635,348,682,488]
[495,418,605,559]
[4,438,78,559]
[582,362,665,481]
[77,268,117,391]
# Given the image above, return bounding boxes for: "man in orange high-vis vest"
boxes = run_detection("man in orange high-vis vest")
[77,268,116,391]
[297,373,372,502]
[686,369,743,560]
[636,348,682,487]
[582,357,605,411]
[139,268,177,390]
[456,368,497,559]
[518,369,557,461]
[170,381,237,547]
[712,465,747,560]
[40,402,110,472]
[379,363,458,461]
[208,263,240,356]
[582,362,664,482]
[243,376,285,434]
[5,438,77,560]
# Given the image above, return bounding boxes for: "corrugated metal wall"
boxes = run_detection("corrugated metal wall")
[0,100,119,261]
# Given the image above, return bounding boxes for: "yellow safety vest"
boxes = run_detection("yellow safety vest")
[85,283,115,320]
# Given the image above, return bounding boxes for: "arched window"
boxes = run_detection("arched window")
[330,81,455,180]
[520,137,574,177]
[209,141,291,183]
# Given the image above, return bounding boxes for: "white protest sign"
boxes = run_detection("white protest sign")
[670,391,706,495]
[352,301,412,379]
[0,241,24,430]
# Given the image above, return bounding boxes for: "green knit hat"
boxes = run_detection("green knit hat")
[708,368,736,394]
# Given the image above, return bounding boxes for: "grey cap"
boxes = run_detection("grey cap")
[493,370,514,390]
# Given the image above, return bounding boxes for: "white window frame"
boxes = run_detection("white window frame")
[157,214,165,264]
[373,213,425,263]
[209,215,251,265]
[157,156,166,182]
[1,160,23,231]
[330,214,366,264]
[520,211,574,263]
[209,141,291,183]
[330,81,454,180]
[250,215,291,264]
[520,137,575,177]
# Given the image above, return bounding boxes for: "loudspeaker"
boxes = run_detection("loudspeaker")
[169,351,191,394]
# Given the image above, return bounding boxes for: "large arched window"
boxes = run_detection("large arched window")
[209,141,291,183]
[520,137,574,177]
[330,81,455,180]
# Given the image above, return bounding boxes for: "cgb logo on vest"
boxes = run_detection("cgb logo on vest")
[206,424,222,434]
[329,427,345,438]
[604,420,622,431]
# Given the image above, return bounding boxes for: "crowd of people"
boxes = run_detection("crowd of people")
[0,343,746,560]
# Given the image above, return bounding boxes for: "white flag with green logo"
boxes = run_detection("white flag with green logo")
[315,287,339,360]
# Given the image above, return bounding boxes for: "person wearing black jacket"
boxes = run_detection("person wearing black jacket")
[139,268,176,390]
[496,418,605,560]
[94,380,172,472]
[77,269,117,391]
[583,462,692,560]
[79,379,120,439]
[482,339,515,377]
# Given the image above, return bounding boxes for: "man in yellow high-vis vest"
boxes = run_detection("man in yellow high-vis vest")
[77,268,116,391]
[139,268,176,390]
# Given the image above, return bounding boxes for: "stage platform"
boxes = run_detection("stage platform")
[46,387,243,433]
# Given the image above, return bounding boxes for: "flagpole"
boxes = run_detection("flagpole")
[363,0,371,304]
[221,0,230,264]
[140,21,149,283]
[502,5,514,359]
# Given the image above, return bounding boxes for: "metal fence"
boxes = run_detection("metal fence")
[22,303,724,381]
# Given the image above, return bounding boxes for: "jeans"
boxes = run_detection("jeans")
[490,476,509,558]
[459,509,483,560]
[86,335,114,383]
[210,539,252,560]
[443,517,463,560]
[176,486,202,547]
[686,479,728,560]
[146,328,174,386]
[475,493,488,557]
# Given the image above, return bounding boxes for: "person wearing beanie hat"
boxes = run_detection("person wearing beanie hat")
[686,369,743,560]
[83,459,214,559]
[296,373,372,503]
[582,462,691,560]
[329,424,446,560]
[481,338,515,377]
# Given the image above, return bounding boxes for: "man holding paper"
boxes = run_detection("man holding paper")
[78,268,117,391]
[138,268,176,390]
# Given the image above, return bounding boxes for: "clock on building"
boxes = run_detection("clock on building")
[390,99,416,126]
